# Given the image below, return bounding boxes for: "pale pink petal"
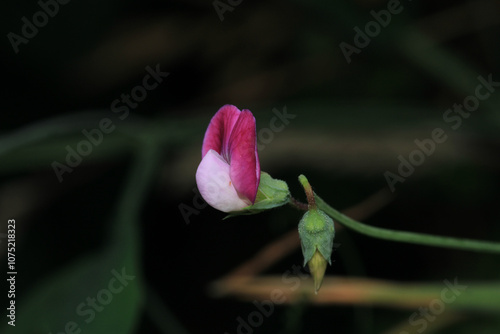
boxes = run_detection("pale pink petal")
[196,149,252,212]
[201,105,241,161]
[228,110,260,203]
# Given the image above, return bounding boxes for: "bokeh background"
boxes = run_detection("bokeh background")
[1,0,500,333]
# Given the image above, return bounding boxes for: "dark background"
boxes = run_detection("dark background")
[1,0,500,333]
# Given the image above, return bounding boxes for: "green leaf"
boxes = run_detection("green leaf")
[4,250,142,334]
[1,142,160,334]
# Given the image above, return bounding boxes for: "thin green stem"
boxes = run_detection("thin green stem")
[314,194,500,254]
[298,174,316,208]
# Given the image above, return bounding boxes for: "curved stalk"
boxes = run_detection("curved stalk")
[314,194,500,254]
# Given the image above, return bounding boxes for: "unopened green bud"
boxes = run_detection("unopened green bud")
[298,207,335,292]
[298,208,335,265]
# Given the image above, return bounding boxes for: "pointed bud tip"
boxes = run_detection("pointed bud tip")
[308,250,327,293]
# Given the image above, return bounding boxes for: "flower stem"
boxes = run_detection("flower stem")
[298,174,316,209]
[289,196,308,211]
[314,193,500,254]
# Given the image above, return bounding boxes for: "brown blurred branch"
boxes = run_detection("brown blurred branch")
[212,276,439,307]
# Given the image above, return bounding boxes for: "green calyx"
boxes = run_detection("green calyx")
[224,172,290,218]
[298,208,335,266]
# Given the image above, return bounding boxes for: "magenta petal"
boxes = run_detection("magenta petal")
[201,105,241,160]
[228,110,260,203]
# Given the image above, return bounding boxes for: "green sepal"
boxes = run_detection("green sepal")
[298,208,335,266]
[224,172,290,219]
